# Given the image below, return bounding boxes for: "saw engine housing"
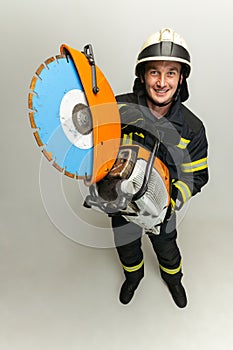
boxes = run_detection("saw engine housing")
[84,144,170,234]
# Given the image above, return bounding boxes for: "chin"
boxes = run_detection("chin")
[154,99,167,105]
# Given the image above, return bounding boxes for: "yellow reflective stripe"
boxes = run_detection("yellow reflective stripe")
[177,137,191,149]
[121,119,145,130]
[181,157,208,173]
[122,260,144,273]
[173,180,191,203]
[119,103,144,130]
[160,260,182,275]
[122,133,133,145]
[170,198,176,209]
[135,132,144,138]
[118,103,127,109]
[122,134,128,145]
[128,133,133,144]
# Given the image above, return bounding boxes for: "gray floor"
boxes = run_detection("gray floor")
[1,107,233,349]
[1,164,233,349]
[1,1,233,348]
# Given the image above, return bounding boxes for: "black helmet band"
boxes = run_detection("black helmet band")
[137,41,191,77]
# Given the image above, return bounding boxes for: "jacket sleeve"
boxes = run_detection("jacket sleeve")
[171,124,209,210]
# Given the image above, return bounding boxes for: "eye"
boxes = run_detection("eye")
[167,71,176,77]
[150,70,158,76]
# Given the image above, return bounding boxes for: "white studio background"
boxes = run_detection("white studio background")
[1,0,231,224]
[0,1,232,350]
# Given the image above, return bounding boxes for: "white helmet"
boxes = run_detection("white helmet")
[135,28,191,78]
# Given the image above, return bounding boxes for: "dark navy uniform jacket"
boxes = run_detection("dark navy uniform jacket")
[116,79,209,210]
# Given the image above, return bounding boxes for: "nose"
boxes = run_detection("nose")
[156,73,166,87]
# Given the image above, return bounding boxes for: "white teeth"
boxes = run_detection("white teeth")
[156,90,166,93]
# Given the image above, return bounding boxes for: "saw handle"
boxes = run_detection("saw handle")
[83,44,99,94]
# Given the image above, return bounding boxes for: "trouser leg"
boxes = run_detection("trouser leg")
[149,214,187,308]
[116,237,145,285]
[112,215,144,281]
[148,214,182,285]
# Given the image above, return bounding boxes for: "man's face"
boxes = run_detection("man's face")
[141,60,182,106]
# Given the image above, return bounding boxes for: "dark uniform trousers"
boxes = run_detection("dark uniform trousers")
[112,213,182,286]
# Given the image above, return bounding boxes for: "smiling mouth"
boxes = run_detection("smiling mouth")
[155,89,168,94]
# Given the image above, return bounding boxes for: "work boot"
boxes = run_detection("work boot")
[166,281,187,308]
[119,280,139,304]
[119,267,144,305]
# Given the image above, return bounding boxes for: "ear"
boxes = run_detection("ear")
[140,74,144,83]
[179,74,183,85]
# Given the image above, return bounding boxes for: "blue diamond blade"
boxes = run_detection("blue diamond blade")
[30,55,93,177]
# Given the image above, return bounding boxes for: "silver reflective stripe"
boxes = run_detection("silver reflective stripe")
[181,157,208,172]
[122,133,133,145]
[177,137,191,149]
[173,180,191,203]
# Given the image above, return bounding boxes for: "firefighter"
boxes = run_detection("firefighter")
[112,28,209,308]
